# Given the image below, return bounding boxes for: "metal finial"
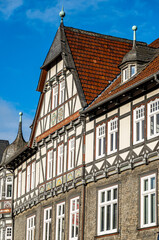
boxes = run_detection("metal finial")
[132,25,137,47]
[59,5,65,23]
[19,112,23,123]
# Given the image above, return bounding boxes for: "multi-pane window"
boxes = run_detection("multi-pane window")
[70,197,79,240]
[57,145,63,175]
[43,207,52,240]
[130,65,136,77]
[31,162,35,190]
[18,171,22,198]
[148,99,159,138]
[6,177,12,199]
[134,106,145,144]
[47,150,53,180]
[141,174,156,228]
[56,202,65,240]
[123,67,128,82]
[98,185,118,235]
[27,165,31,192]
[59,81,65,105]
[27,215,35,240]
[6,227,12,240]
[96,124,105,159]
[108,118,118,154]
[53,85,58,109]
[68,138,75,170]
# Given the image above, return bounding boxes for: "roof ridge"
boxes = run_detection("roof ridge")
[64,26,147,45]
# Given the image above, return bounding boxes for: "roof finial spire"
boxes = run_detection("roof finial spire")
[19,112,23,123]
[59,5,65,23]
[132,25,137,48]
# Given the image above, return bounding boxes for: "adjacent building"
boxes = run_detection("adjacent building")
[1,14,159,240]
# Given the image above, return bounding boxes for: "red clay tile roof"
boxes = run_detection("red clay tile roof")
[149,38,159,48]
[88,53,159,109]
[64,27,133,104]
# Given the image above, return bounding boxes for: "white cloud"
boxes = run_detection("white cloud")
[26,0,107,23]
[0,98,32,144]
[26,7,58,23]
[0,0,23,19]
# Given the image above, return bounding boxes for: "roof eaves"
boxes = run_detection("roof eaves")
[82,71,159,114]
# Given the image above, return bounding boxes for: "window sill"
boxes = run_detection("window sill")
[95,231,119,238]
[147,133,159,140]
[107,150,117,156]
[96,155,105,160]
[138,225,158,231]
[133,139,144,146]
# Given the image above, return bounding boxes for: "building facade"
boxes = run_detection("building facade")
[1,17,159,240]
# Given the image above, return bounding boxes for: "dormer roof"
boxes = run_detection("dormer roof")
[120,44,157,67]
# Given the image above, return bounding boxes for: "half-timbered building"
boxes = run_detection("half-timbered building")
[1,12,159,240]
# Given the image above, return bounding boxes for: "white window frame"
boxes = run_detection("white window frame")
[130,64,136,77]
[148,99,159,139]
[57,144,63,175]
[27,215,35,240]
[59,81,65,105]
[140,173,156,228]
[133,106,145,144]
[108,118,118,155]
[68,138,75,170]
[52,85,58,109]
[96,124,105,159]
[123,67,128,82]
[31,162,36,190]
[69,196,79,240]
[47,150,53,180]
[18,171,22,198]
[56,202,65,240]
[6,176,13,199]
[43,207,52,240]
[26,165,31,193]
[98,185,118,236]
[6,227,12,240]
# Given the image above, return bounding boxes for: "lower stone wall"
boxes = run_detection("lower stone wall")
[14,159,159,240]
[84,160,159,240]
[14,185,84,240]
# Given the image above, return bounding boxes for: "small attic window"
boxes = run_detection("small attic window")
[122,64,136,83]
[130,65,136,77]
[123,67,128,82]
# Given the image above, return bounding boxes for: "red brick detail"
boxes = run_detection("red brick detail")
[36,111,80,142]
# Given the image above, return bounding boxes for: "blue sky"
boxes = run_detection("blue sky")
[0,0,158,143]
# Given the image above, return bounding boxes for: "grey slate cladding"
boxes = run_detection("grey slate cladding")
[0,140,9,164]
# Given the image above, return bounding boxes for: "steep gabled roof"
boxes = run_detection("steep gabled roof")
[39,24,149,106]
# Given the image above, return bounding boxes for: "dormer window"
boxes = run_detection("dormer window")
[123,67,128,82]
[130,65,136,77]
[122,64,136,83]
